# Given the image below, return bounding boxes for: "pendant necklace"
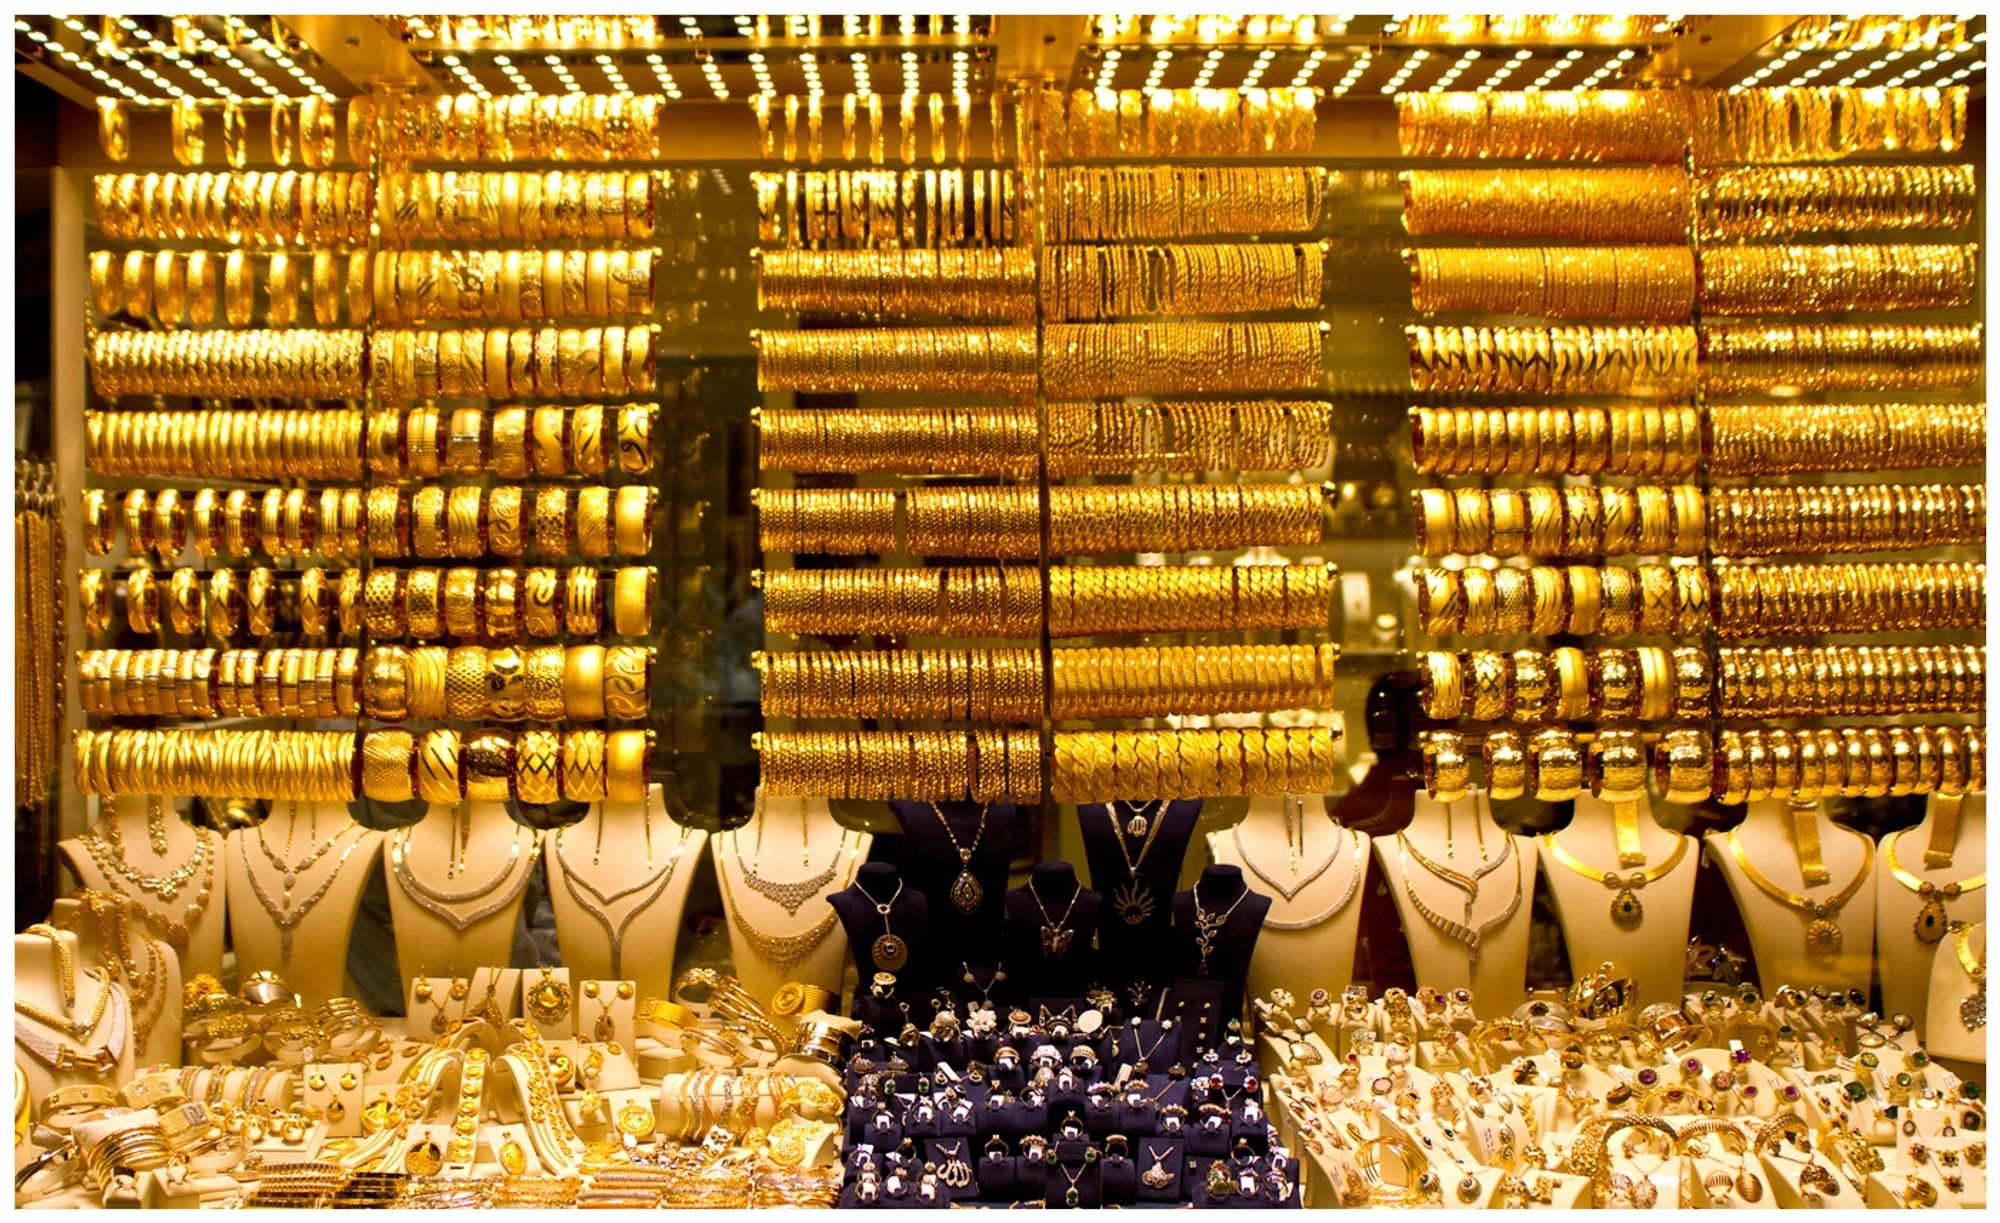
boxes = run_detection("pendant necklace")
[79,811,216,951]
[1116,799,1160,840]
[1954,922,1985,1031]
[1192,884,1250,975]
[255,804,352,906]
[861,877,909,971]
[1397,840,1524,975]
[931,803,989,914]
[245,814,366,962]
[1124,1019,1176,1074]
[1882,829,1985,945]
[1102,804,1165,926]
[1538,831,1689,930]
[1398,829,1511,924]
[1236,825,1366,931]
[72,895,167,1052]
[554,822,690,977]
[1032,878,1081,956]
[389,823,539,935]
[734,798,845,915]
[717,861,840,976]
[1724,829,1873,957]
[1142,1144,1176,1190]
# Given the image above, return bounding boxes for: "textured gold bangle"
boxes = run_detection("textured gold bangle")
[363,645,410,720]
[613,486,652,556]
[416,728,463,804]
[484,646,528,721]
[487,486,525,559]
[485,568,521,641]
[534,488,570,559]
[362,730,416,801]
[563,729,607,802]
[523,645,566,721]
[604,645,651,721]
[612,566,652,638]
[462,729,514,803]
[445,646,487,720]
[443,568,480,638]
[522,567,561,638]
[405,645,447,721]
[574,487,611,559]
[567,568,601,636]
[515,728,560,805]
[405,568,443,639]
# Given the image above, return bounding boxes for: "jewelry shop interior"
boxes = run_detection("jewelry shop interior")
[9,9,1989,1210]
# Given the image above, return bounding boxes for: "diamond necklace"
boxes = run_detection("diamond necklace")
[717,864,839,976]
[255,803,355,905]
[244,821,366,962]
[1397,839,1523,975]
[554,823,690,977]
[1398,829,1512,923]
[733,793,843,916]
[1237,825,1366,931]
[389,824,539,935]
[1231,807,1339,903]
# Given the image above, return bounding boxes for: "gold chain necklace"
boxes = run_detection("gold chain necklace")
[1397,841,1524,975]
[931,803,988,914]
[1882,829,1986,945]
[1724,829,1873,957]
[74,892,166,1052]
[1398,830,1511,923]
[717,865,838,976]
[78,824,215,952]
[1538,833,1689,929]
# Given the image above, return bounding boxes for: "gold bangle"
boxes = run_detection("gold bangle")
[443,568,480,638]
[515,728,560,805]
[563,729,608,802]
[445,646,487,720]
[606,729,649,803]
[462,729,514,803]
[603,645,650,721]
[574,487,611,559]
[416,728,463,804]
[362,730,417,802]
[612,566,652,637]
[484,646,529,721]
[564,644,607,721]
[566,567,601,636]
[613,486,652,557]
[522,566,561,638]
[405,646,447,720]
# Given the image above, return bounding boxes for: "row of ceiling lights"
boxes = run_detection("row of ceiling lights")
[1735,17,1985,91]
[19,15,335,104]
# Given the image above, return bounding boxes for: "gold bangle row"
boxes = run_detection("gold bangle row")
[1716,645,1984,719]
[1046,165,1324,241]
[1051,728,1339,803]
[752,168,1017,250]
[1423,726,1719,805]
[1714,724,1983,804]
[1410,406,1702,478]
[756,249,1035,320]
[1415,485,1705,559]
[84,409,364,481]
[755,90,1001,165]
[375,169,668,242]
[756,729,1042,802]
[1713,561,1984,638]
[1419,646,1709,723]
[370,404,652,479]
[761,562,1332,638]
[1408,325,1697,396]
[1042,322,1323,398]
[1411,247,1695,321]
[1709,484,1982,556]
[1042,242,1325,319]
[77,648,360,720]
[370,249,657,325]
[92,171,372,246]
[1697,165,1978,239]
[758,642,1338,721]
[1700,324,1982,394]
[753,326,1038,395]
[1398,90,1690,162]
[88,487,361,563]
[1690,86,1967,162]
[1401,168,1691,242]
[1707,403,1984,475]
[89,329,366,399]
[1044,86,1318,160]
[361,92,662,164]
[1700,243,1977,315]
[1416,564,1710,638]
[355,564,651,642]
[87,565,338,640]
[72,728,356,800]
[368,325,656,403]
[757,401,1332,477]
[357,727,650,805]
[362,644,651,723]
[756,483,1323,557]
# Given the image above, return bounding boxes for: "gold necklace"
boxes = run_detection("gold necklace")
[1102,803,1165,926]
[1538,832,1689,929]
[1883,829,1986,945]
[930,803,989,914]
[717,866,838,975]
[77,824,215,952]
[1399,830,1511,923]
[1724,829,1873,956]
[1954,923,1985,1031]
[1398,842,1523,975]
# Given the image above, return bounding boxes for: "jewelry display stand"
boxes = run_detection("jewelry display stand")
[831,863,930,991]
[545,785,706,1006]
[1168,865,1270,1020]
[57,794,227,980]
[889,799,1015,965]
[225,802,382,1006]
[14,925,135,1103]
[1206,794,1368,1006]
[1876,792,1987,1033]
[384,802,541,985]
[714,792,869,1007]
[1376,791,1535,1017]
[1002,862,1103,1003]
[1925,920,1985,1066]
[1537,792,1696,1008]
[1704,799,1877,996]
[48,894,181,1071]
[1078,800,1201,990]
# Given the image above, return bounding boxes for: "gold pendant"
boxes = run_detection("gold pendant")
[1915,895,1949,945]
[1114,880,1154,926]
[872,933,909,971]
[1610,887,1643,929]
[1805,918,1843,956]
[949,869,983,914]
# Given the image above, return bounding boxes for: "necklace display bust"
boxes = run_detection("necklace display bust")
[13,925,134,1105]
[1877,792,1986,1035]
[715,790,869,1006]
[546,784,706,1006]
[831,863,930,991]
[1704,799,1876,996]
[1376,790,1535,1017]
[1169,865,1270,1020]
[1078,799,1200,989]
[58,794,227,980]
[1003,862,1103,1002]
[385,801,541,984]
[1537,792,1695,1009]
[1207,794,1368,1005]
[226,801,381,1007]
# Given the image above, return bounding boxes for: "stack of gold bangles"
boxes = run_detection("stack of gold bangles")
[1408,324,1698,395]
[1713,561,1983,636]
[359,92,663,163]
[753,326,1038,394]
[1042,242,1326,319]
[370,249,656,323]
[1398,89,1690,161]
[756,483,1323,556]
[1053,728,1339,802]
[1714,725,1983,802]
[1042,321,1324,397]
[374,170,663,242]
[1423,725,1718,805]
[1716,645,1984,718]
[1699,243,1977,314]
[361,644,652,722]
[92,170,373,245]
[1416,564,1710,638]
[1690,85,1968,161]
[1410,246,1696,320]
[1698,164,1978,237]
[1410,406,1703,478]
[1419,646,1710,723]
[757,248,1035,319]
[86,409,365,480]
[760,562,1332,637]
[1707,403,1984,474]
[1708,484,1983,555]
[1045,86,1318,158]
[1400,167,1691,241]
[73,728,358,800]
[752,168,1018,250]
[1047,166,1325,241]
[369,325,657,401]
[758,642,1338,721]
[369,404,655,478]
[361,727,653,804]
[79,648,361,719]
[1415,486,1705,558]
[89,329,366,398]
[1701,323,1983,394]
[755,728,1042,801]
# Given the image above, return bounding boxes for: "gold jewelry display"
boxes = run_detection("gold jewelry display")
[1882,830,1986,945]
[1724,829,1874,956]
